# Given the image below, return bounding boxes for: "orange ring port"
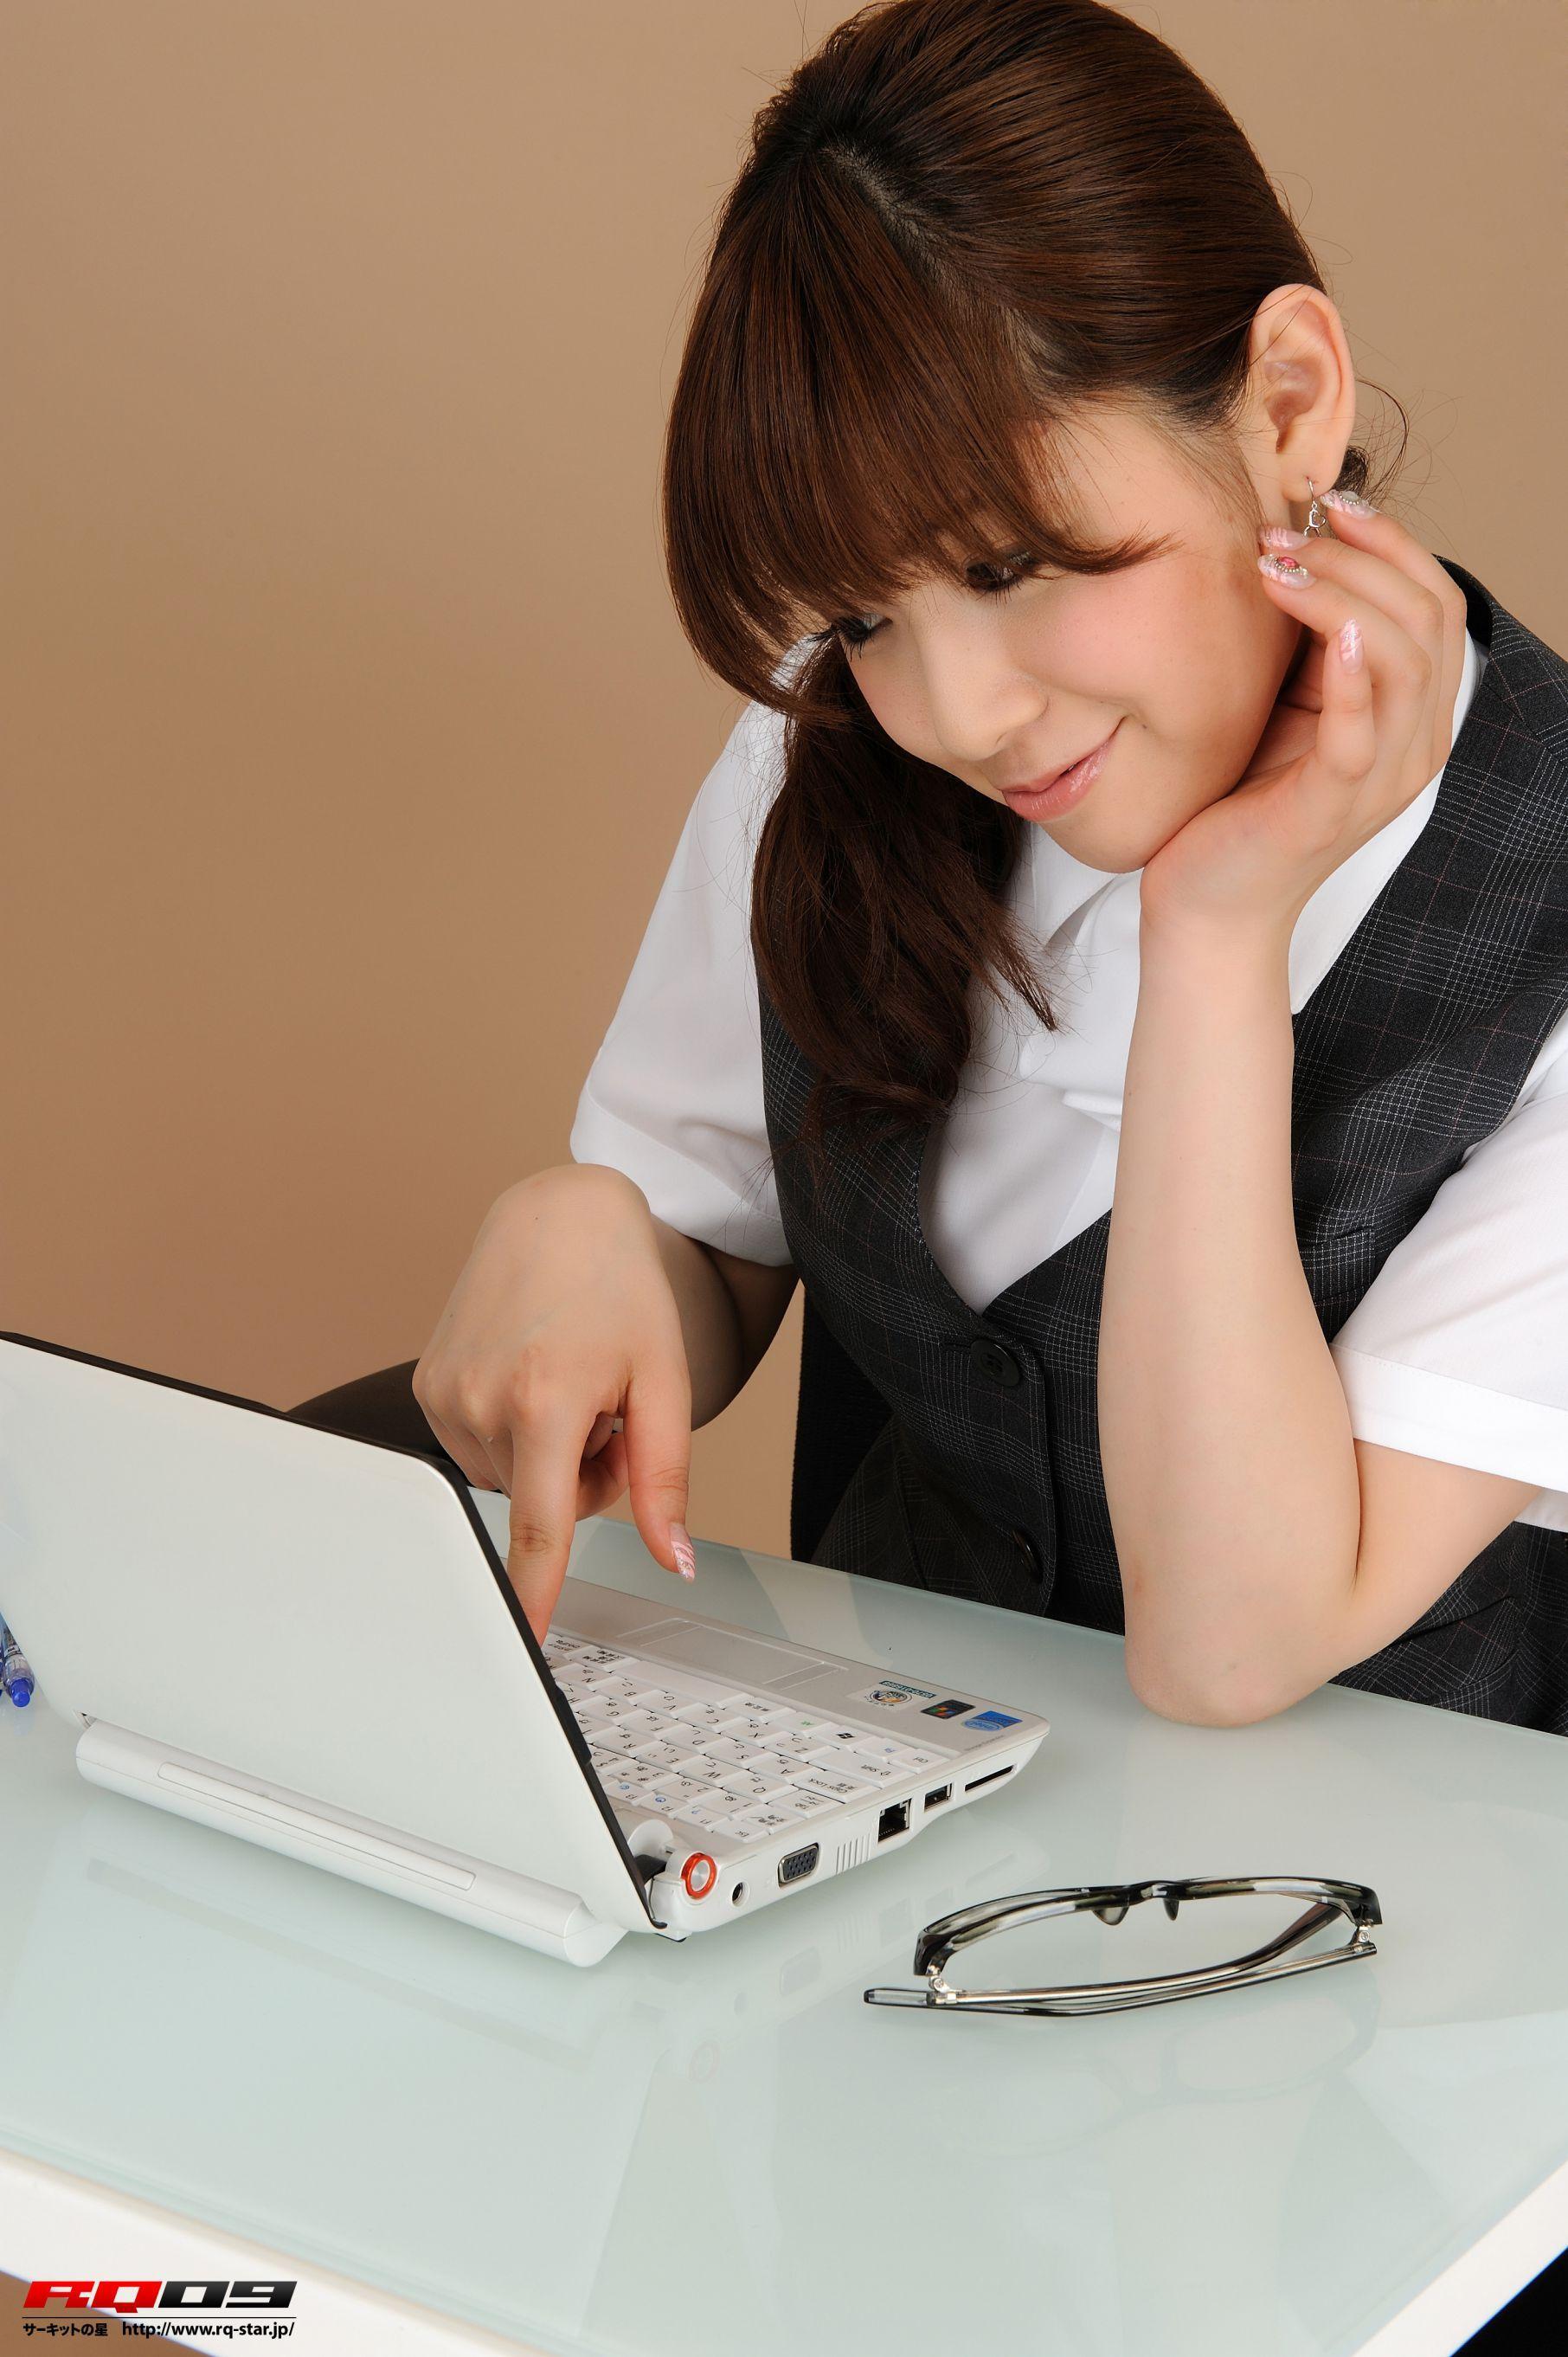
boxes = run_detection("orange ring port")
[681,1851,717,1901]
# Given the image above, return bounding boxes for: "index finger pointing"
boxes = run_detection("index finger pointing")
[501,1400,599,1642]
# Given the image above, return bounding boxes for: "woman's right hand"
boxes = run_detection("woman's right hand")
[412,1163,695,1643]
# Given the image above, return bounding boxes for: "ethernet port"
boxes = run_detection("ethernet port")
[877,1800,912,1843]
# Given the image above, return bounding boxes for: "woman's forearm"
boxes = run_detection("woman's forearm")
[1096,913,1364,1723]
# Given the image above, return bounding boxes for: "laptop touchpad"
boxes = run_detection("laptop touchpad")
[627,1620,832,1689]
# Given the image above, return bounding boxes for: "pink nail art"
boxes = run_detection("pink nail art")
[1257,551,1313,586]
[1322,486,1378,516]
[670,1522,697,1581]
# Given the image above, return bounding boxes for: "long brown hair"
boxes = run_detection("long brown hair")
[660,0,1403,1195]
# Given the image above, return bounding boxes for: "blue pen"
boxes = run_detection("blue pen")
[0,1611,35,1706]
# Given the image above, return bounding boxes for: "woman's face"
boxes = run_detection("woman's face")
[826,406,1308,873]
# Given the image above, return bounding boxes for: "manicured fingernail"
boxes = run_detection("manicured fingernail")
[1260,525,1309,549]
[1322,486,1378,516]
[1340,617,1364,672]
[670,1523,697,1581]
[1258,551,1313,586]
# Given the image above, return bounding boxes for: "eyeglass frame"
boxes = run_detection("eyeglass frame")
[863,1873,1382,2017]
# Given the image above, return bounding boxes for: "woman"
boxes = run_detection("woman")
[408,0,1568,1736]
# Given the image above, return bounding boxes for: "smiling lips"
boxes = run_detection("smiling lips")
[998,727,1114,800]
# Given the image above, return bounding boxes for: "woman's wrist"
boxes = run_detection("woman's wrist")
[1137,901,1300,982]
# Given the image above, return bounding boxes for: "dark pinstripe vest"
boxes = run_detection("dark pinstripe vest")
[758,558,1568,1734]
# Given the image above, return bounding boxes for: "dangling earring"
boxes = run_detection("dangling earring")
[1302,478,1329,538]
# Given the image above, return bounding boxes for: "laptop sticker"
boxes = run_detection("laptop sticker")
[963,1709,1021,1731]
[850,1676,941,1710]
[921,1698,973,1719]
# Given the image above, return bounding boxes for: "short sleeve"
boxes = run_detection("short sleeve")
[568,696,794,1265]
[1328,1012,1568,1533]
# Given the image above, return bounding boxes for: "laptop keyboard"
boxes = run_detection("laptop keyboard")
[543,1630,953,1845]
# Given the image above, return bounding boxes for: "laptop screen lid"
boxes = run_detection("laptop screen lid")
[0,1331,655,1938]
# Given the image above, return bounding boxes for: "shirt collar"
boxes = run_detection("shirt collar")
[1025,625,1486,963]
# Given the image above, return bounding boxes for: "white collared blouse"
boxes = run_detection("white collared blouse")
[570,626,1568,1533]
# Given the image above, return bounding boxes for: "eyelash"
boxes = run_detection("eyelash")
[814,557,1040,654]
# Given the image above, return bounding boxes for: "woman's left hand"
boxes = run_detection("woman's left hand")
[1137,499,1471,939]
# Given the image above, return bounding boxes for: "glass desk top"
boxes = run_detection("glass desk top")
[4,1504,1568,2357]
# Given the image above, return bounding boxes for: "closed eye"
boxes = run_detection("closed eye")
[813,554,1047,655]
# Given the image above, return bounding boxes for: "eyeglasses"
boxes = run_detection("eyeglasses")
[864,1874,1381,2017]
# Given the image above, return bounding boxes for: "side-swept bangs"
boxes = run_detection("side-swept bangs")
[662,145,1253,730]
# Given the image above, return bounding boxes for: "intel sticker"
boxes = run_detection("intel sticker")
[963,1709,1020,1731]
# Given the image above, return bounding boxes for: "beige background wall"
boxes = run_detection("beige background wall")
[4,1,1563,1565]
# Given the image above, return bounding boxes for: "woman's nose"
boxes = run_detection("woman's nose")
[923,663,1048,774]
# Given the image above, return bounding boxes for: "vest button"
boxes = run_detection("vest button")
[1009,1526,1044,1584]
[971,1336,1023,1388]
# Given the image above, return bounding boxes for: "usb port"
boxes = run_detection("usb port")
[924,1783,952,1807]
[877,1800,911,1842]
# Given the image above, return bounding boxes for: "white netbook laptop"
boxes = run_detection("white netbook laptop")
[0,1330,1049,1966]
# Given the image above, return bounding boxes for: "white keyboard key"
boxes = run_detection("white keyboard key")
[575,1693,640,1723]
[710,1812,774,1842]
[765,1729,838,1761]
[612,1710,680,1741]
[887,1744,948,1770]
[581,1718,639,1754]
[581,1671,640,1699]
[848,1732,911,1761]
[622,1683,686,1713]
[668,1697,744,1729]
[732,1694,797,1722]
[571,1647,622,1669]
[712,1712,796,1745]
[710,1765,794,1803]
[632,1774,720,1815]
[826,1750,902,1781]
[627,1736,708,1774]
[695,1734,762,1766]
[601,1773,652,1805]
[543,1636,587,1660]
[741,1800,815,1836]
[781,1789,837,1820]
[755,1789,832,1825]
[788,1763,882,1801]
[674,1793,737,1830]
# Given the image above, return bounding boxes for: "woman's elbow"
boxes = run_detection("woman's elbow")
[1124,1645,1306,1729]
